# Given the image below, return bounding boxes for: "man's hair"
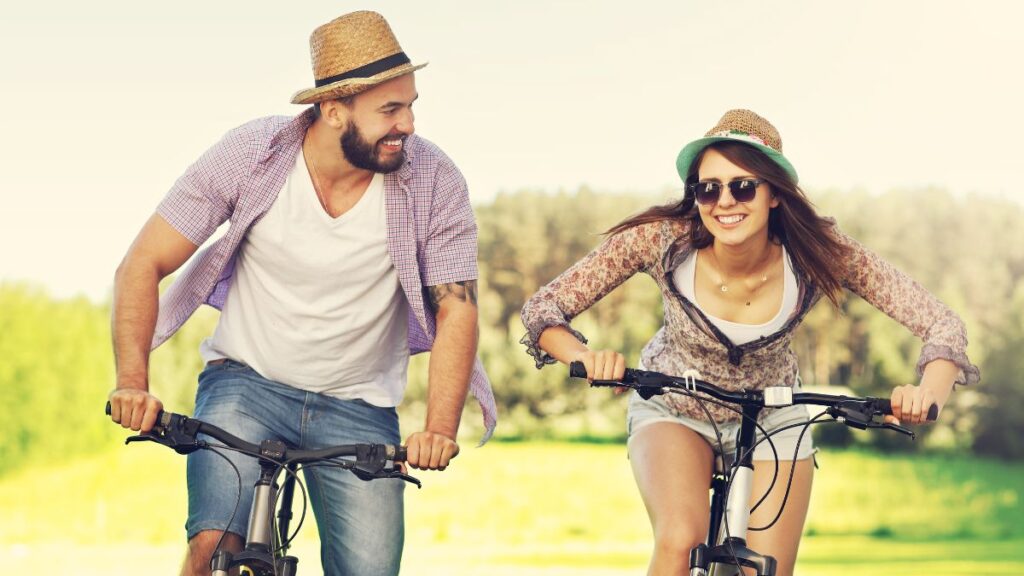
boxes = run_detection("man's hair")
[312,96,356,120]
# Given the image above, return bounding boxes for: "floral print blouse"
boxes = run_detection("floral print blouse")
[520,219,980,423]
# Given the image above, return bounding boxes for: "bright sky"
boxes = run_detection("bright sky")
[2,0,1022,300]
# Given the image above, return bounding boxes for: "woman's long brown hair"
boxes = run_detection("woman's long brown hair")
[606,141,851,307]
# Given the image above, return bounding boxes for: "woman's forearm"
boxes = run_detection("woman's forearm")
[538,326,590,364]
[920,358,958,407]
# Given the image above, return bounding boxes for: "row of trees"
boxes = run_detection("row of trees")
[460,186,1024,455]
[2,187,1022,477]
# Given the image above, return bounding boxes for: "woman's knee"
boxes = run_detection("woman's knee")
[652,520,705,559]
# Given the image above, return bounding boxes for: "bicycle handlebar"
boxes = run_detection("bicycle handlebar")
[568,361,938,425]
[105,402,412,480]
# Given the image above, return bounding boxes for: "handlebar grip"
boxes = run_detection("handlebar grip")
[569,361,587,378]
[394,446,408,462]
[105,401,168,430]
[568,361,640,384]
[874,398,891,415]
[874,399,939,421]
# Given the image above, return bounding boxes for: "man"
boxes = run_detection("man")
[107,11,496,575]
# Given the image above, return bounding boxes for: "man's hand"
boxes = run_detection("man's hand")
[404,430,460,471]
[108,388,163,432]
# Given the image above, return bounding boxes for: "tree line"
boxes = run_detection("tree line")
[2,186,1021,476]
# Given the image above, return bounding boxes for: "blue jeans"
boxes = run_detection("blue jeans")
[186,360,405,575]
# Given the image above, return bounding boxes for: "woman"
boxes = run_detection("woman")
[520,109,979,575]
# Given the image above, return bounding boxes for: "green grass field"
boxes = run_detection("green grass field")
[2,441,1022,574]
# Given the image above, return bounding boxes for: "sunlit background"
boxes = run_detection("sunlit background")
[2,1,1023,574]
[3,0,1024,300]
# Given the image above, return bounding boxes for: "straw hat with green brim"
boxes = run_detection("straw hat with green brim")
[675,109,799,184]
[290,11,427,105]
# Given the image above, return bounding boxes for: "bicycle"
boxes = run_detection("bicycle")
[568,361,937,576]
[105,402,421,576]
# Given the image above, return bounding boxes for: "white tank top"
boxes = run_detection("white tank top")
[200,150,410,407]
[672,246,798,345]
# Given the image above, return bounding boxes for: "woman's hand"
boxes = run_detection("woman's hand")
[572,349,628,394]
[884,383,940,426]
[884,359,958,425]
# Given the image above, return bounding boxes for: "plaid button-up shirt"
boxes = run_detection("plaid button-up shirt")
[152,109,496,442]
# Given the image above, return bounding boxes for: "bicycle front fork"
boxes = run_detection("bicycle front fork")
[211,550,298,576]
[211,461,300,575]
[690,464,777,575]
[688,540,777,575]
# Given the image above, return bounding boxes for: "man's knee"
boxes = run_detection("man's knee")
[181,530,244,576]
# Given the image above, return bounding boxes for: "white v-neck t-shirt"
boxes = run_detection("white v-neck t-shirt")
[201,150,410,406]
[672,247,798,345]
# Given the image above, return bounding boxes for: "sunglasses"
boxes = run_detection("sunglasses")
[686,178,765,206]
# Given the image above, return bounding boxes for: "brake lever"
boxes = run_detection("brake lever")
[350,463,422,488]
[827,406,872,430]
[124,413,205,455]
[125,430,204,455]
[383,469,422,489]
[346,444,423,488]
[827,407,916,439]
[125,432,161,445]
[877,422,916,439]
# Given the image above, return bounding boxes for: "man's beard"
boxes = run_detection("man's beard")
[340,120,405,173]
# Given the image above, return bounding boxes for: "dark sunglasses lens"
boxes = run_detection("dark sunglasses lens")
[694,182,721,205]
[729,180,759,203]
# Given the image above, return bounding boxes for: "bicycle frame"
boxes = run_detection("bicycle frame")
[106,403,416,576]
[211,457,300,576]
[568,361,935,576]
[692,402,776,576]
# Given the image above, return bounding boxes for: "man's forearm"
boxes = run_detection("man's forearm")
[425,297,478,439]
[112,258,161,391]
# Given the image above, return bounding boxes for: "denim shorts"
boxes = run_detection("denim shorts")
[186,359,405,575]
[627,389,816,469]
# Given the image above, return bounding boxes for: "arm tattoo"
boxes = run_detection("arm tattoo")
[427,280,478,312]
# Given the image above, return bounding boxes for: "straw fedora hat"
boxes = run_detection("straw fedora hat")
[290,11,427,105]
[676,109,798,184]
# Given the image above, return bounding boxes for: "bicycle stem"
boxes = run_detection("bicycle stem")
[246,464,279,553]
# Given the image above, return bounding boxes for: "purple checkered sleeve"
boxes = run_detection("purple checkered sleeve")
[156,124,258,245]
[421,156,478,285]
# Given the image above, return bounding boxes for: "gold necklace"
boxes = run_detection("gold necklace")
[706,246,772,301]
[305,141,331,215]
